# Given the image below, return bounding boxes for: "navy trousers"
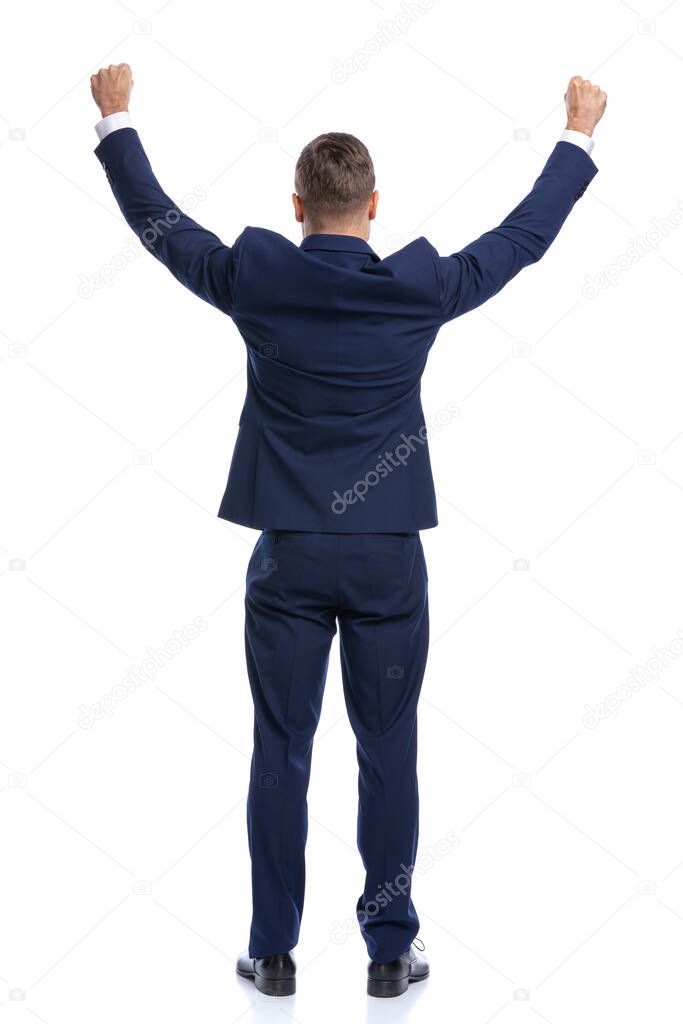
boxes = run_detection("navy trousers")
[244,530,429,964]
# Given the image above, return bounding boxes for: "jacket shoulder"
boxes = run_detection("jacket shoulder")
[382,235,439,266]
[236,226,298,250]
[380,236,441,299]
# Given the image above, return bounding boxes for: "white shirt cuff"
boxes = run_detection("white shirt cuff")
[559,128,595,156]
[95,111,133,142]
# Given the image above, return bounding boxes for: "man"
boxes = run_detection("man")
[90,64,606,998]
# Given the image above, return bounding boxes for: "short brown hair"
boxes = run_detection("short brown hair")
[294,132,375,225]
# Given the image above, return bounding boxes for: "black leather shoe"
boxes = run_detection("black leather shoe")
[367,939,429,997]
[236,951,296,996]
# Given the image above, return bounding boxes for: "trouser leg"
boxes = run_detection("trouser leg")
[244,531,337,957]
[337,533,429,963]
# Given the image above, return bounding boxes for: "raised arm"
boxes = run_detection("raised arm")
[434,76,607,325]
[90,63,240,316]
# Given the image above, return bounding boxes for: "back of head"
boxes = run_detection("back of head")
[294,132,375,231]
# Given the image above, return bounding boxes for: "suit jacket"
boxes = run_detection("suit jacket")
[94,129,597,532]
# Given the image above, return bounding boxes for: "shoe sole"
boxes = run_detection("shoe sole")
[236,968,295,997]
[367,972,429,998]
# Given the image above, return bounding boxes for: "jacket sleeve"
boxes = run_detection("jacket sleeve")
[432,141,598,325]
[94,127,241,316]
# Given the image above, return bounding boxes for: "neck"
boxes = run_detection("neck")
[304,225,368,240]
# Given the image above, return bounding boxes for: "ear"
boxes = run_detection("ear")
[368,190,379,222]
[292,193,304,223]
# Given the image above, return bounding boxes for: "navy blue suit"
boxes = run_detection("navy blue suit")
[95,127,597,960]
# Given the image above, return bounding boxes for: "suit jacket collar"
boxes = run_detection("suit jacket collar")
[300,233,379,261]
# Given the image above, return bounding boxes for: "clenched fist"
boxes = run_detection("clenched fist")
[90,63,133,118]
[564,76,607,137]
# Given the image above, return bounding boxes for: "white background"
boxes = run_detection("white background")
[2,0,683,1020]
